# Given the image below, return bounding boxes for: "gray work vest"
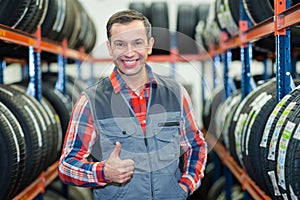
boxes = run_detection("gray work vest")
[84,74,188,200]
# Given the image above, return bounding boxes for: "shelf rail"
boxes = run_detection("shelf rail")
[12,161,59,200]
[205,132,272,200]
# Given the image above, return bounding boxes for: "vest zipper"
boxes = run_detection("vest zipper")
[144,135,154,199]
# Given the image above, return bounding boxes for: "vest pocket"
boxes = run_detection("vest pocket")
[98,118,135,160]
[152,172,188,199]
[154,125,181,161]
[95,182,129,200]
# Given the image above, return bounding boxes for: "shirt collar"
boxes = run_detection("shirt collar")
[110,64,158,94]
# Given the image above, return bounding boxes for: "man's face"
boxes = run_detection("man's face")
[107,20,154,76]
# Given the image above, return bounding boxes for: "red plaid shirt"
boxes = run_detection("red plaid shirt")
[58,65,207,194]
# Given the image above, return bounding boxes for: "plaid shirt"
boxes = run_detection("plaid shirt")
[58,65,207,194]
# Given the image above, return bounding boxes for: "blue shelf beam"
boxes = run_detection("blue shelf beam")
[26,46,42,102]
[223,50,233,99]
[0,59,5,84]
[275,0,294,102]
[55,54,67,95]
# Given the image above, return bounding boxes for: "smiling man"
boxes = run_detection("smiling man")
[58,10,207,200]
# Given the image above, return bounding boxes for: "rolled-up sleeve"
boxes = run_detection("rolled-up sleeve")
[178,86,207,194]
[58,94,108,187]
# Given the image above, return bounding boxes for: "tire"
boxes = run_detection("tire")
[195,3,210,22]
[176,4,198,54]
[27,0,49,34]
[41,0,59,39]
[241,82,277,195]
[0,0,31,28]
[243,0,300,47]
[202,1,222,50]
[0,85,43,192]
[216,0,239,37]
[285,107,300,199]
[221,91,241,151]
[204,86,224,139]
[10,84,55,169]
[129,2,149,18]
[207,176,226,200]
[230,79,274,166]
[0,102,26,200]
[261,84,300,198]
[188,162,215,200]
[41,82,72,135]
[149,2,170,55]
[41,97,63,164]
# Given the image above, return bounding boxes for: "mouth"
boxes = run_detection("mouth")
[121,58,139,67]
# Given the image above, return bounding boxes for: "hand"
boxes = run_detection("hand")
[104,141,134,183]
[179,183,189,194]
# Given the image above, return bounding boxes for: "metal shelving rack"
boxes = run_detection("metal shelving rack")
[206,1,300,200]
[0,24,89,199]
[1,1,300,199]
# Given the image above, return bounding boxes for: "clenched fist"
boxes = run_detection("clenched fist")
[104,141,134,183]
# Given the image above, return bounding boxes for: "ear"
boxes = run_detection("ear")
[147,37,154,55]
[106,40,113,56]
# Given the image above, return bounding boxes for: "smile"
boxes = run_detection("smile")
[122,59,139,66]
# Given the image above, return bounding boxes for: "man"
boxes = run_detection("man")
[58,10,207,200]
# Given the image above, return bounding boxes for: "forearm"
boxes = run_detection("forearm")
[179,131,207,194]
[58,155,108,187]
[180,86,208,194]
[58,94,109,187]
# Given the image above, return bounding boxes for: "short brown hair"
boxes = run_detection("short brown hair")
[106,10,152,41]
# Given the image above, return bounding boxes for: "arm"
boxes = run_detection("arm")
[178,86,207,195]
[58,94,108,187]
[58,94,134,186]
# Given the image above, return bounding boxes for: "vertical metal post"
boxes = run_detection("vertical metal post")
[224,166,233,200]
[240,0,253,99]
[27,46,42,102]
[201,61,206,105]
[55,54,67,95]
[276,34,291,102]
[223,50,232,99]
[75,59,82,81]
[0,59,5,84]
[275,0,292,102]
[240,44,252,99]
[213,152,221,183]
[170,32,177,80]
[213,54,221,89]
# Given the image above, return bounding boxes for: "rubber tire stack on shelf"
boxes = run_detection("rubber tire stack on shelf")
[201,0,300,199]
[129,2,210,55]
[0,73,90,200]
[0,0,97,61]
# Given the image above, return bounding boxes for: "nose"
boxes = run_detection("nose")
[124,43,135,56]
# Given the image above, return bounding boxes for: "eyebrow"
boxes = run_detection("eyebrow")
[113,38,145,43]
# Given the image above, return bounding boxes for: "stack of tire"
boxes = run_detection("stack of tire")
[129,2,170,55]
[129,2,209,55]
[0,74,87,200]
[206,78,300,199]
[200,0,300,56]
[0,0,97,60]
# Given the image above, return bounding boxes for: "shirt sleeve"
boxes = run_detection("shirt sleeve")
[178,86,207,194]
[58,94,109,187]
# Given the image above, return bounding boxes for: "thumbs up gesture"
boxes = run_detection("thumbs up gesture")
[104,141,134,183]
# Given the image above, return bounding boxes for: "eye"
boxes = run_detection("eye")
[114,41,126,49]
[134,40,145,48]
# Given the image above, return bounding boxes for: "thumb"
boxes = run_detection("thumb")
[111,141,121,158]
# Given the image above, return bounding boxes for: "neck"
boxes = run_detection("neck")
[119,67,148,93]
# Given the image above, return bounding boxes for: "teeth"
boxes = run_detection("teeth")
[124,60,136,65]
